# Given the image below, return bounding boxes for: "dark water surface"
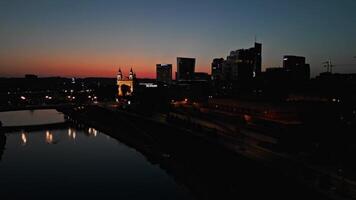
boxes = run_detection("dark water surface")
[0,128,192,199]
[0,110,192,199]
[0,109,327,200]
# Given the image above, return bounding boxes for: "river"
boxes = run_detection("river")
[0,109,327,199]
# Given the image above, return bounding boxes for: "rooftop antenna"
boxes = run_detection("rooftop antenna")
[254,35,257,43]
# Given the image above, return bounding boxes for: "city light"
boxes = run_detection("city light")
[68,128,76,140]
[68,128,72,137]
[45,131,53,144]
[1,2,356,199]
[93,129,97,137]
[88,127,98,137]
[21,132,27,145]
[139,83,158,88]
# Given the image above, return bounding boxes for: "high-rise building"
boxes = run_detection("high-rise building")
[283,55,310,81]
[254,43,262,76]
[211,58,224,81]
[224,42,262,81]
[210,43,262,96]
[177,57,195,81]
[156,64,172,84]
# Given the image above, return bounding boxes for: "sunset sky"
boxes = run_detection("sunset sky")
[0,0,355,78]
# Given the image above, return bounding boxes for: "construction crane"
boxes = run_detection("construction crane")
[323,58,356,73]
[323,60,333,73]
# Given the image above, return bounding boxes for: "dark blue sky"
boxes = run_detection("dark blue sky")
[0,0,355,77]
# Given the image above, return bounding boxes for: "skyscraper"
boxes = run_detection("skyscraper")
[211,58,224,81]
[253,42,262,77]
[211,43,262,96]
[177,57,196,81]
[156,64,172,84]
[224,42,262,81]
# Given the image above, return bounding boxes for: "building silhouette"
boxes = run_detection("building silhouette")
[225,42,262,81]
[254,43,262,77]
[283,55,310,81]
[211,43,262,96]
[117,68,136,97]
[194,72,210,81]
[211,58,224,81]
[211,43,262,83]
[177,57,196,81]
[156,64,172,84]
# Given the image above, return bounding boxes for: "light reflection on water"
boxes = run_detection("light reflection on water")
[0,110,327,200]
[0,127,192,200]
[20,132,27,145]
[45,130,53,144]
[15,127,99,145]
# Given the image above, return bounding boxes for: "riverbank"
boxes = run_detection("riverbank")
[59,105,333,200]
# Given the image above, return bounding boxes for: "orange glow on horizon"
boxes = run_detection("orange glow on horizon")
[0,53,213,78]
[0,62,210,78]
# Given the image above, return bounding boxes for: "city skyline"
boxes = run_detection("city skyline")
[0,0,356,78]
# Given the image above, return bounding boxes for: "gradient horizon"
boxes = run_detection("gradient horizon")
[1,0,355,78]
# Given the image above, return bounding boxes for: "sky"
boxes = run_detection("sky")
[0,0,356,78]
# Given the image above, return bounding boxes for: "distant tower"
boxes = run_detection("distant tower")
[117,68,135,97]
[117,68,123,81]
[129,68,135,80]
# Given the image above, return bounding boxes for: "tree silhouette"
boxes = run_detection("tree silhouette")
[121,84,131,96]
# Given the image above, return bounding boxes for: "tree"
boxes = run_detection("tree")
[121,84,131,96]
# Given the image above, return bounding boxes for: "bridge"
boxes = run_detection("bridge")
[0,103,74,112]
[0,103,74,132]
[1,122,69,133]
